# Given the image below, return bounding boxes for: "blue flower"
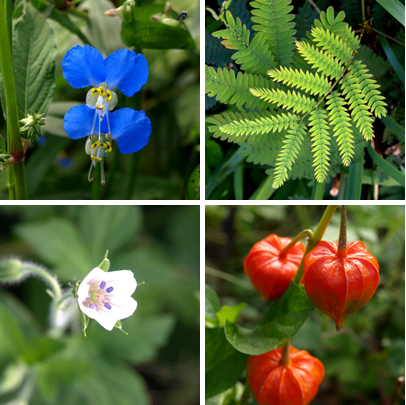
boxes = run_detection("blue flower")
[61,45,152,184]
[62,45,148,97]
[63,104,151,155]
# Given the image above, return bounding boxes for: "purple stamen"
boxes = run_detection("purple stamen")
[89,303,95,309]
[106,286,114,293]
[104,303,112,310]
[100,281,106,289]
[87,293,91,299]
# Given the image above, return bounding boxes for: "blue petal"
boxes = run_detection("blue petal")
[64,105,98,139]
[62,45,107,89]
[104,50,149,97]
[110,109,152,154]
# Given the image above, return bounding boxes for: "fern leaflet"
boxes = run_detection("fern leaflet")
[340,73,375,140]
[296,40,345,79]
[347,60,387,118]
[250,0,296,67]
[273,122,306,188]
[309,108,331,182]
[250,88,316,113]
[268,66,330,96]
[326,91,355,166]
[212,11,276,75]
[219,112,299,137]
[205,66,277,110]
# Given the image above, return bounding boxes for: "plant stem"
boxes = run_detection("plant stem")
[293,205,338,284]
[281,340,290,365]
[279,229,313,258]
[21,263,62,302]
[0,0,27,199]
[337,205,347,257]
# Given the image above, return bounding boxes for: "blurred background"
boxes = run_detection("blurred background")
[0,205,200,405]
[206,205,405,405]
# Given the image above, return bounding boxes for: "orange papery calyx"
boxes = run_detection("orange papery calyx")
[246,344,325,405]
[303,240,380,330]
[244,234,306,300]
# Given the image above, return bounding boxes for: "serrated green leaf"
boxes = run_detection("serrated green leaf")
[13,2,56,121]
[224,282,314,355]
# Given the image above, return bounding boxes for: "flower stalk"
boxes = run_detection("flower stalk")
[293,205,338,284]
[0,0,27,199]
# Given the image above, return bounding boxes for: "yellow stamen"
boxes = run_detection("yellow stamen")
[106,90,112,100]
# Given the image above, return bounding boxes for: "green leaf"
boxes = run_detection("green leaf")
[206,284,221,320]
[78,205,143,265]
[224,282,314,355]
[375,0,405,26]
[88,314,176,364]
[79,362,149,405]
[381,115,405,142]
[367,144,405,187]
[21,336,64,365]
[15,218,92,280]
[186,164,200,200]
[13,2,56,121]
[36,359,94,400]
[121,5,195,50]
[216,303,247,326]
[205,328,249,399]
[376,21,405,84]
[0,304,24,371]
[346,153,364,200]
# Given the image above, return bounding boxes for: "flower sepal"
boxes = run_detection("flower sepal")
[114,320,128,335]
[97,250,111,272]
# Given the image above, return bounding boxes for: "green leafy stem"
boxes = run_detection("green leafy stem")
[0,0,27,199]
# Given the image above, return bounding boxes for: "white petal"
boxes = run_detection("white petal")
[103,270,137,296]
[86,307,117,331]
[109,296,138,320]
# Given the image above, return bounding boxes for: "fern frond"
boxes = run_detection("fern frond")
[212,11,276,75]
[340,73,375,141]
[219,112,299,137]
[205,31,234,65]
[326,91,355,166]
[205,66,276,110]
[296,40,345,79]
[273,122,306,188]
[355,45,389,79]
[311,27,355,64]
[250,0,296,67]
[309,108,331,182]
[250,88,316,113]
[207,110,283,143]
[348,60,387,118]
[268,66,330,95]
[234,0,253,31]
[313,7,360,51]
[295,6,318,40]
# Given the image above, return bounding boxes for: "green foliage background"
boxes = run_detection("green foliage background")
[0,205,199,405]
[206,205,405,404]
[0,0,200,200]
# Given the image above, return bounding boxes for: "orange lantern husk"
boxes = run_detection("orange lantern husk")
[246,345,324,405]
[303,241,380,329]
[244,234,305,300]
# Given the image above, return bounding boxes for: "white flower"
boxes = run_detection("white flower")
[77,267,137,331]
